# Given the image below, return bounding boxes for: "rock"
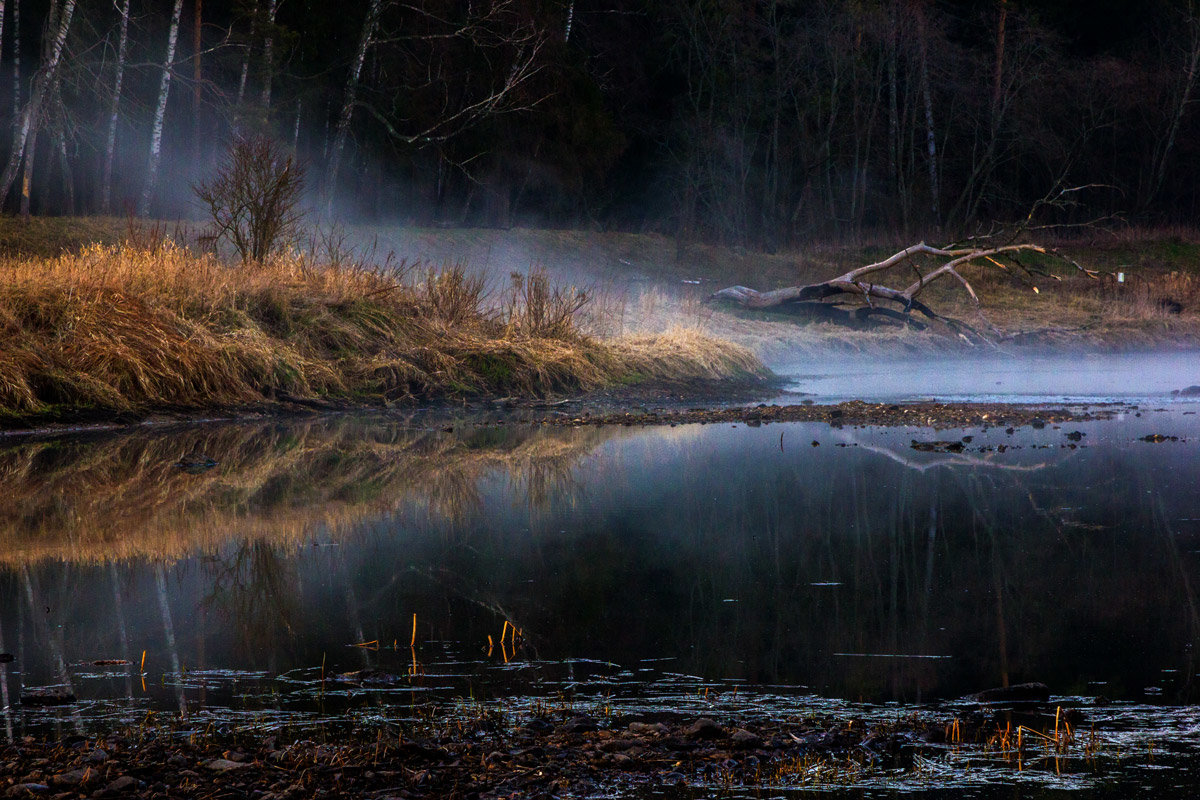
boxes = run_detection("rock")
[523,718,554,734]
[966,682,1051,703]
[5,784,49,797]
[684,718,725,740]
[1065,430,1085,441]
[1173,385,1200,397]
[204,758,250,772]
[730,729,761,748]
[166,754,188,767]
[86,749,109,763]
[48,769,87,787]
[559,716,599,734]
[627,721,668,735]
[102,777,136,793]
[175,453,218,473]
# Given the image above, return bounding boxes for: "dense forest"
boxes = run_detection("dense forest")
[4,0,1200,246]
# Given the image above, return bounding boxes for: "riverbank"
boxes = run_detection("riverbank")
[0,697,1113,799]
[0,240,765,428]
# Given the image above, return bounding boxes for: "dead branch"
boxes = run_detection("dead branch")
[708,240,1087,342]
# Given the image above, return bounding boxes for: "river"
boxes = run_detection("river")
[3,352,1200,795]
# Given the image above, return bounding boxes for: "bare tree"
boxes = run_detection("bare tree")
[0,0,75,210]
[138,0,186,217]
[101,0,131,214]
[195,135,305,262]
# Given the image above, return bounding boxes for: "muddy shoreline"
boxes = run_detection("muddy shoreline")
[0,376,1129,441]
[1,699,1104,799]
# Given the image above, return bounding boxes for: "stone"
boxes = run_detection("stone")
[48,770,87,787]
[684,718,725,740]
[102,777,136,793]
[204,759,250,772]
[731,728,762,748]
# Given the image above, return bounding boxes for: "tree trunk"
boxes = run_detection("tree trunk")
[1145,13,1200,211]
[101,0,131,214]
[292,98,301,152]
[18,121,35,217]
[915,0,940,229]
[51,83,72,214]
[992,0,1007,118]
[326,0,383,214]
[709,241,1079,338]
[260,0,278,113]
[10,0,18,142]
[0,0,74,210]
[231,0,256,133]
[193,0,202,162]
[138,0,185,217]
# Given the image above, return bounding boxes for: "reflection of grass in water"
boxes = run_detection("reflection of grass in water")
[0,417,608,565]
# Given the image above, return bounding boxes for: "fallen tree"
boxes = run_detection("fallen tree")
[708,241,1093,342]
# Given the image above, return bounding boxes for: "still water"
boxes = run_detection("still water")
[2,395,1200,794]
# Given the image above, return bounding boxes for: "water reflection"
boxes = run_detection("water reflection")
[1,410,1199,728]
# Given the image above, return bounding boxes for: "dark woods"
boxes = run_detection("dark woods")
[4,0,1200,245]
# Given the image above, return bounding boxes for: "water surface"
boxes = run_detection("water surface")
[2,397,1200,794]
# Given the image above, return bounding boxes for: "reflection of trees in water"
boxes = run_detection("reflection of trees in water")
[203,541,298,667]
[420,431,1200,703]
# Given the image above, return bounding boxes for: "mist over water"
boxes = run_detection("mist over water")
[774,350,1200,404]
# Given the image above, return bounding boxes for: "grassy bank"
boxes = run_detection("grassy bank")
[0,240,765,423]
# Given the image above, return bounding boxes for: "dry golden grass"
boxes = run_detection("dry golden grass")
[0,418,613,565]
[0,240,766,420]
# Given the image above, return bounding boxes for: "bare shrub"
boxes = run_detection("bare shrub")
[505,269,589,339]
[194,135,305,263]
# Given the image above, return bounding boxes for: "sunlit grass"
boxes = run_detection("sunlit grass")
[0,239,766,419]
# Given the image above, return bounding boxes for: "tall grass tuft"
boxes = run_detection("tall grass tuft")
[0,242,765,419]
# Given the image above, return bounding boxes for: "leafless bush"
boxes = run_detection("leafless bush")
[194,136,305,263]
[505,269,589,338]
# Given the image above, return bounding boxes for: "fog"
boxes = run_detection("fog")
[772,350,1200,404]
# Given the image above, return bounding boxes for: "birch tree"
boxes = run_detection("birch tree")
[101,0,131,213]
[0,0,74,209]
[138,0,186,217]
[10,0,18,142]
[325,0,383,212]
[193,0,202,161]
[260,0,278,113]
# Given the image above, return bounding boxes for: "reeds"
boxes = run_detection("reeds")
[0,241,765,419]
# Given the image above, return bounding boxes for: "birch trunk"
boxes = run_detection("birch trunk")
[0,0,74,209]
[231,0,257,134]
[326,0,383,213]
[260,0,278,113]
[10,0,18,142]
[138,0,185,217]
[18,120,33,217]
[1145,14,1200,210]
[193,0,202,161]
[101,0,131,213]
[292,98,300,152]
